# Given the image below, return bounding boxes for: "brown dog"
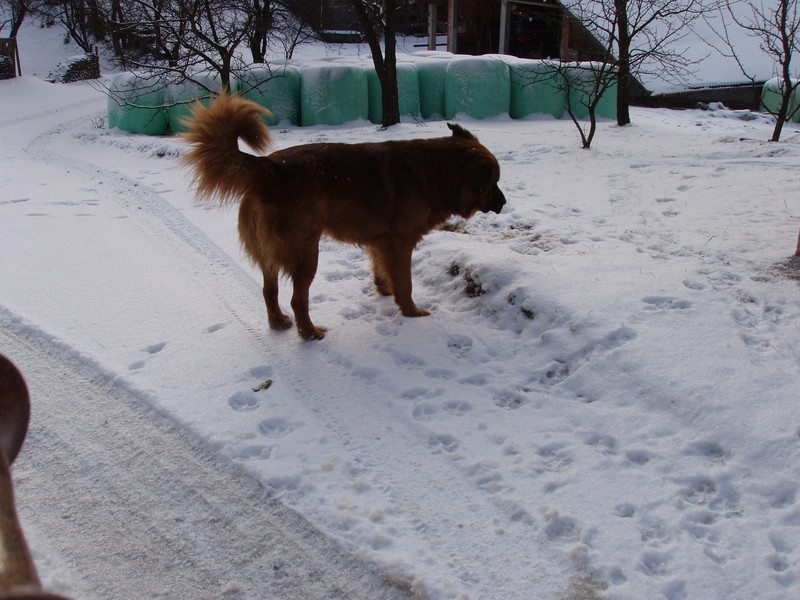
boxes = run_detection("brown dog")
[182,93,506,340]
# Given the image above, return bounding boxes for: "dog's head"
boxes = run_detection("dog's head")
[447,124,506,217]
[465,152,506,215]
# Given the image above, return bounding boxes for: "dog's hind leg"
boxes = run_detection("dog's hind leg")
[262,268,292,331]
[367,246,393,297]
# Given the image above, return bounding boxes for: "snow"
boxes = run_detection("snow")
[3,19,800,600]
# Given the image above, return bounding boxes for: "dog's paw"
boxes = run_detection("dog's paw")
[298,326,327,341]
[268,314,293,330]
[401,307,431,318]
[374,276,393,296]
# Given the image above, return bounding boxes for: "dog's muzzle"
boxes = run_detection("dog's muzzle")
[483,186,506,214]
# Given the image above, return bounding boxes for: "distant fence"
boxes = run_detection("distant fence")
[0,38,20,79]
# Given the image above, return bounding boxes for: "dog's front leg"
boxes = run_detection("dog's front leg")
[386,242,430,318]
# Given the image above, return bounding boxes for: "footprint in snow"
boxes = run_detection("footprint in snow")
[400,387,429,400]
[144,341,166,354]
[642,296,692,310]
[424,367,457,381]
[258,417,295,439]
[428,433,459,453]
[412,403,437,421]
[129,341,167,371]
[387,347,426,368]
[625,449,655,465]
[759,480,797,510]
[247,365,274,386]
[682,279,706,291]
[447,334,473,357]
[233,444,271,461]
[443,400,472,416]
[684,439,728,462]
[457,372,491,386]
[640,551,671,576]
[543,510,580,543]
[203,322,225,334]
[614,503,635,518]
[229,391,260,412]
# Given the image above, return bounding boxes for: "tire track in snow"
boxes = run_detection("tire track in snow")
[1,323,408,600]
[9,95,412,598]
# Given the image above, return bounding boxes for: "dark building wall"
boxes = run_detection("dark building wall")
[639,84,766,111]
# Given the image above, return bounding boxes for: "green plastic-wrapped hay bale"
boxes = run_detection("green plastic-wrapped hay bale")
[445,56,510,120]
[761,77,800,122]
[564,63,617,120]
[107,72,169,135]
[366,62,421,124]
[300,63,369,126]
[166,74,234,134]
[239,65,301,126]
[506,59,565,119]
[413,53,452,120]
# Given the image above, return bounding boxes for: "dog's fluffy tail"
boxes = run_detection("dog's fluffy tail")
[181,93,272,205]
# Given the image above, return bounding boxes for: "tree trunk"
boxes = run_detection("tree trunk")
[770,74,791,142]
[249,0,272,63]
[351,0,401,127]
[381,1,400,127]
[795,229,800,256]
[9,3,27,38]
[615,0,631,126]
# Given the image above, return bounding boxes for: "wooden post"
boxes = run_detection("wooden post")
[498,0,510,54]
[15,38,21,76]
[447,0,458,53]
[428,1,438,51]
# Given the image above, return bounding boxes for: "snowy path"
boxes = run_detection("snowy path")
[4,325,407,600]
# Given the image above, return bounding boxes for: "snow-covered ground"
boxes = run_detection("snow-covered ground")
[3,19,800,600]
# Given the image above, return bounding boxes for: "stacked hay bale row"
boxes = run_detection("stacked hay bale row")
[107,53,618,135]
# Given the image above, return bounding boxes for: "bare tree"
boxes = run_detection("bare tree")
[351,0,400,127]
[267,0,316,60]
[0,0,36,37]
[564,61,618,148]
[714,0,800,142]
[564,0,718,126]
[515,4,618,148]
[104,0,258,92]
[519,57,617,149]
[247,0,272,62]
[33,0,108,52]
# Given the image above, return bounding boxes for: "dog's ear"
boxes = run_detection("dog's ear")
[448,123,477,141]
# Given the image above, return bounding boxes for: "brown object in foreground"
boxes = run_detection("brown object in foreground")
[0,354,71,600]
[182,93,506,340]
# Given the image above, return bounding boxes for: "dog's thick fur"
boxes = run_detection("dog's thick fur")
[182,93,506,340]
